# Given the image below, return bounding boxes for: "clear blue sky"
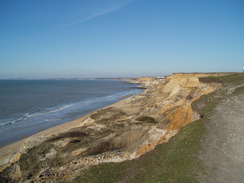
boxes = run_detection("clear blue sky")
[0,0,243,78]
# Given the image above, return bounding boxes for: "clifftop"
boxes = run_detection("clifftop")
[0,73,242,183]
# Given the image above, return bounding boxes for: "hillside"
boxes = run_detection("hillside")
[0,73,243,183]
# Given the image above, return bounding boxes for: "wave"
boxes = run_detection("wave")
[24,104,73,118]
[0,104,73,128]
[0,89,142,129]
[0,116,27,127]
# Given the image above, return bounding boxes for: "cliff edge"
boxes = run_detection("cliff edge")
[0,72,242,183]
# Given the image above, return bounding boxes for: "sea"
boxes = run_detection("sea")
[0,79,142,148]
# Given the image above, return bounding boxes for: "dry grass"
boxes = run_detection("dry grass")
[233,86,244,95]
[88,140,112,155]
[90,107,114,119]
[90,107,126,124]
[88,129,146,155]
[112,129,146,150]
[73,119,205,183]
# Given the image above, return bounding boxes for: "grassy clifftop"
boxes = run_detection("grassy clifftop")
[73,73,244,183]
[73,119,205,183]
[1,73,243,183]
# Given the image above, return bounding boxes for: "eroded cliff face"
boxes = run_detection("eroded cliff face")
[0,73,228,182]
[133,73,225,157]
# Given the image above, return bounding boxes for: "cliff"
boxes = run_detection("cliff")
[0,73,233,182]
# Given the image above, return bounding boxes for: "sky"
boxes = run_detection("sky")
[0,0,244,78]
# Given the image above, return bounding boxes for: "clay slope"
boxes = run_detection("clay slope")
[0,73,229,182]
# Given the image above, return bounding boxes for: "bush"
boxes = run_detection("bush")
[199,77,223,83]
[136,116,158,124]
[47,131,88,141]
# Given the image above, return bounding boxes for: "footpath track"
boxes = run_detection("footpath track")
[199,93,244,183]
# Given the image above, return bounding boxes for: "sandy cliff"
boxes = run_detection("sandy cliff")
[0,73,231,182]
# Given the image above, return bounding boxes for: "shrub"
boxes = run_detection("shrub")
[88,129,146,155]
[199,77,223,83]
[47,131,88,141]
[136,116,158,124]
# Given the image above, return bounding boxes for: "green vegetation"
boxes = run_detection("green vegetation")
[198,77,223,83]
[18,142,53,179]
[136,116,158,124]
[90,107,114,119]
[73,73,244,183]
[233,86,244,95]
[18,138,87,179]
[13,73,244,182]
[87,129,146,155]
[73,119,204,183]
[47,131,88,141]
[90,107,126,124]
[18,131,90,179]
[87,140,115,155]
[192,91,222,118]
[213,73,244,83]
[194,73,244,118]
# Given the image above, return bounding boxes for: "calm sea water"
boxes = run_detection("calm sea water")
[0,80,141,147]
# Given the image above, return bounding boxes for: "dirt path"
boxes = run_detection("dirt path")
[199,93,244,183]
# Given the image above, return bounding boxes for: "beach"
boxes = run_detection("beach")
[0,79,142,148]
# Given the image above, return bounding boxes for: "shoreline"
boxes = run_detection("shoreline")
[0,73,221,166]
[0,80,142,148]
[1,91,139,147]
[0,82,144,166]
[1,72,238,182]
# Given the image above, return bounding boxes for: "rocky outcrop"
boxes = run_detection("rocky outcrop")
[0,73,230,182]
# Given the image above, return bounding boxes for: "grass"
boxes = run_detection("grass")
[6,73,244,182]
[233,86,244,95]
[90,107,113,119]
[87,129,146,155]
[18,131,89,179]
[90,107,125,120]
[72,73,244,183]
[18,138,87,179]
[208,73,244,84]
[193,73,244,118]
[87,140,114,155]
[73,119,205,183]
[136,116,158,124]
[191,91,222,118]
[18,142,53,179]
[198,77,223,83]
[90,107,126,124]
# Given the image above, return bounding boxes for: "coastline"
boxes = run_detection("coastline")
[0,82,144,167]
[0,73,238,182]
[0,79,142,148]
